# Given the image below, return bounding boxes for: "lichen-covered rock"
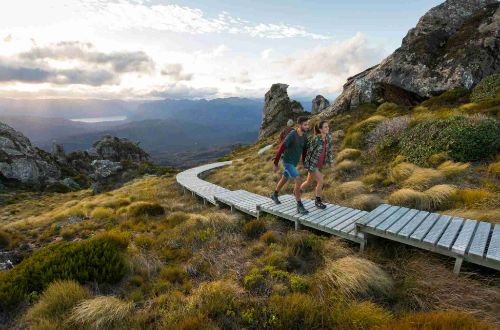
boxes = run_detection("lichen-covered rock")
[311,95,330,115]
[88,135,149,162]
[321,0,500,118]
[0,122,61,185]
[258,84,307,140]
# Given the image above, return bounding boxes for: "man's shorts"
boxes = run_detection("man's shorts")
[283,162,300,178]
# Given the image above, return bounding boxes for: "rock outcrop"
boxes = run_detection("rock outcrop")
[321,0,500,117]
[88,135,149,162]
[311,95,330,115]
[259,84,307,140]
[0,122,61,185]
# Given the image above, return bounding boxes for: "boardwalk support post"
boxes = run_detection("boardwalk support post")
[453,257,463,275]
[360,238,366,252]
[294,219,300,230]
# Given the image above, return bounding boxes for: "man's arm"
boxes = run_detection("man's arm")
[301,134,309,164]
[273,130,294,166]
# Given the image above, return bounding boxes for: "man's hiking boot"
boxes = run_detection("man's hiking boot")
[297,202,309,215]
[315,197,327,209]
[271,191,281,204]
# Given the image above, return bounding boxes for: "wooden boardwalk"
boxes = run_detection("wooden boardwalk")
[176,162,500,274]
[357,204,500,273]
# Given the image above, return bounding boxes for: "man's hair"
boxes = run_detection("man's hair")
[297,116,309,125]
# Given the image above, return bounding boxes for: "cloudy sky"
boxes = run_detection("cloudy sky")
[0,0,442,100]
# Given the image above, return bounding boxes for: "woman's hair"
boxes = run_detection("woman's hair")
[314,120,328,135]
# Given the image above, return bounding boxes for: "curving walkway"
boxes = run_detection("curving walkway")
[176,162,500,274]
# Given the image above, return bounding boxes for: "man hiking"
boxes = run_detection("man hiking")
[271,116,310,215]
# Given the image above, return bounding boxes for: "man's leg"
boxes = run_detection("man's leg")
[275,175,288,193]
[294,176,302,201]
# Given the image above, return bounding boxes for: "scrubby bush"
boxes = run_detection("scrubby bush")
[421,87,470,108]
[378,310,493,330]
[244,219,266,239]
[289,275,311,293]
[26,280,91,324]
[0,233,128,309]
[344,115,386,148]
[335,148,361,163]
[322,256,393,299]
[68,296,132,329]
[128,201,165,217]
[367,116,410,156]
[400,115,500,165]
[471,73,500,102]
[268,293,326,329]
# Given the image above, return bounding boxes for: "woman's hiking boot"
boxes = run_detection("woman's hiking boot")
[315,197,326,209]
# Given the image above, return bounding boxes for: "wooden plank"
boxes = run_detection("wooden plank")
[379,208,418,232]
[357,204,391,225]
[397,211,430,238]
[410,213,440,241]
[451,219,478,255]
[301,205,341,222]
[437,217,464,249]
[323,209,362,229]
[468,221,492,258]
[342,212,369,234]
[334,211,367,232]
[316,208,352,226]
[422,215,452,245]
[308,206,347,224]
[486,225,500,263]
[372,207,408,230]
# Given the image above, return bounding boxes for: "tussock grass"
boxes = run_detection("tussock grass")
[127,201,164,217]
[349,194,383,211]
[437,160,470,178]
[188,280,242,319]
[424,184,457,210]
[268,293,326,329]
[68,296,133,329]
[488,161,500,175]
[402,168,444,190]
[387,189,430,210]
[335,301,393,330]
[335,148,361,163]
[333,160,361,178]
[337,181,368,199]
[321,256,393,299]
[378,310,493,330]
[389,162,417,182]
[450,188,497,208]
[26,280,91,323]
[90,207,115,220]
[427,152,450,166]
[447,208,500,224]
[361,172,385,186]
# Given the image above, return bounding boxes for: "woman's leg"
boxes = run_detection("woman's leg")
[300,172,313,192]
[313,170,324,197]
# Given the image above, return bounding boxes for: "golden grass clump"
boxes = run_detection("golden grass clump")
[335,148,361,163]
[321,256,393,299]
[188,280,243,319]
[427,152,450,166]
[389,162,417,182]
[377,310,493,330]
[437,160,470,178]
[337,181,368,200]
[335,301,393,330]
[402,168,444,190]
[488,161,500,175]
[26,280,91,323]
[349,194,383,211]
[333,160,361,177]
[90,207,115,221]
[361,172,385,186]
[68,296,132,329]
[450,188,496,208]
[424,184,457,210]
[387,188,430,210]
[268,293,326,329]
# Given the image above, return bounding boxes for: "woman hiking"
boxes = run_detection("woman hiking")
[301,120,332,209]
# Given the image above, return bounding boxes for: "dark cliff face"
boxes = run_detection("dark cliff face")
[321,0,500,117]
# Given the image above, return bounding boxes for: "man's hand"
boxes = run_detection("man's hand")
[274,165,279,173]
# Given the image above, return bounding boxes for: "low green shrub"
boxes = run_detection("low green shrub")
[0,230,12,249]
[421,87,470,108]
[289,275,311,293]
[470,73,500,102]
[268,293,326,329]
[334,301,392,329]
[400,115,500,165]
[0,233,128,310]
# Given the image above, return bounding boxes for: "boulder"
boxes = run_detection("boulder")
[258,84,307,140]
[51,142,67,164]
[321,0,500,117]
[88,135,149,162]
[0,122,61,185]
[311,95,330,115]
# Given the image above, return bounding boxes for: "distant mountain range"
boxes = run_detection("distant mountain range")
[0,97,268,167]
